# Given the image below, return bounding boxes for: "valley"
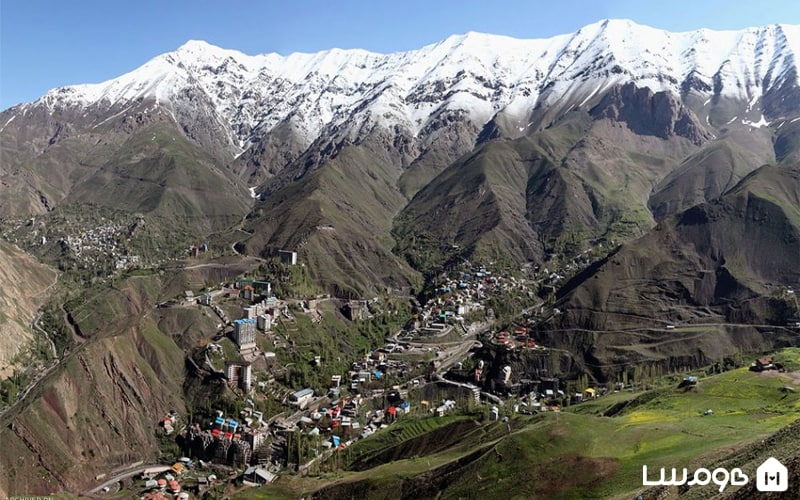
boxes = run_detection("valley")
[1,18,800,499]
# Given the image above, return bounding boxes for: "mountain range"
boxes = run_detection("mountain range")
[3,18,800,497]
[2,18,799,299]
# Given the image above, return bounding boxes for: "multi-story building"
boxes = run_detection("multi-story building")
[225,361,253,392]
[232,318,257,350]
[256,313,272,332]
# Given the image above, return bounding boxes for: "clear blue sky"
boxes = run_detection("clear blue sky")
[2,0,800,109]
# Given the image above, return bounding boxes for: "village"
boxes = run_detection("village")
[92,250,636,498]
[45,230,790,500]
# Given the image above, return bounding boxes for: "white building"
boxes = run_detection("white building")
[256,314,272,332]
[290,388,314,409]
[279,250,298,265]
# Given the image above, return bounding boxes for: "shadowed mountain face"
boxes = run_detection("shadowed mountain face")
[535,164,800,380]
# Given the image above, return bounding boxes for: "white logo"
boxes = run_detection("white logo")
[643,457,789,493]
[757,457,788,492]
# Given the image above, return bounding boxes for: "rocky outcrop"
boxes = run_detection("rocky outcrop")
[590,82,711,145]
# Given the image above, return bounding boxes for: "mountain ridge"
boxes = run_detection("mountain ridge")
[7,20,799,157]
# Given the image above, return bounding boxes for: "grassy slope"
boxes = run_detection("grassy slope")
[557,164,800,330]
[649,129,776,221]
[243,142,420,297]
[392,111,702,274]
[66,122,250,228]
[248,350,800,499]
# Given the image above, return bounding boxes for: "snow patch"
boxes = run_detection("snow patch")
[249,187,258,199]
[0,114,16,133]
[746,93,761,112]
[579,84,603,107]
[742,115,769,128]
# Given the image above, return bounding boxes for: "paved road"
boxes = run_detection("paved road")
[89,464,168,494]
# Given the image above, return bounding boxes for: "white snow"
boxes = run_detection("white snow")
[18,20,800,149]
[742,115,770,127]
[579,83,603,107]
[0,114,16,133]
[249,187,258,199]
[747,93,760,111]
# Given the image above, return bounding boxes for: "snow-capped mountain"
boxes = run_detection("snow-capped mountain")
[3,19,800,296]
[13,19,800,157]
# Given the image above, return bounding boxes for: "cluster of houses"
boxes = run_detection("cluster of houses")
[48,221,145,271]
[489,327,543,351]
[132,460,223,499]
[136,460,204,499]
[405,263,544,340]
[283,391,418,455]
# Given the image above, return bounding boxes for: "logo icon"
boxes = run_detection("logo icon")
[757,457,788,492]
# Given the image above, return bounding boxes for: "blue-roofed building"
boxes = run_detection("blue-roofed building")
[233,318,257,350]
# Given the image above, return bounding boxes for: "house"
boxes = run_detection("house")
[199,293,213,306]
[256,313,272,332]
[290,388,314,409]
[253,280,271,295]
[243,465,277,486]
[344,301,363,321]
[279,250,298,265]
[751,357,776,372]
[435,399,456,417]
[237,278,254,289]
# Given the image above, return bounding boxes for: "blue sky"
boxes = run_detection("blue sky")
[2,0,800,109]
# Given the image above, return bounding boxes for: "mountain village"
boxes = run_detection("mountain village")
[89,249,620,498]
[3,14,800,499]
